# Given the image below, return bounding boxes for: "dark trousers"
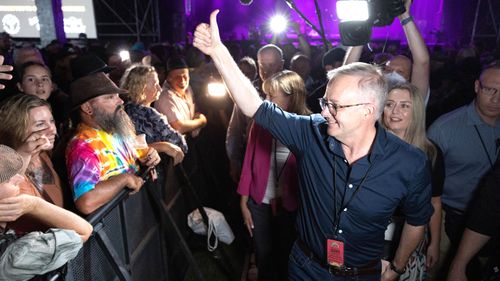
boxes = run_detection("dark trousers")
[288,241,380,281]
[441,205,482,280]
[247,198,296,281]
[443,205,467,246]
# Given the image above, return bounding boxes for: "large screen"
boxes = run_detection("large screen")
[0,0,97,38]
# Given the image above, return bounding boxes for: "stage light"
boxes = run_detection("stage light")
[207,82,227,97]
[269,15,288,34]
[239,0,253,5]
[119,50,130,61]
[336,0,405,46]
[336,1,369,21]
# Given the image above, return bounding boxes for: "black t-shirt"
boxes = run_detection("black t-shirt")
[467,160,500,236]
[431,144,445,197]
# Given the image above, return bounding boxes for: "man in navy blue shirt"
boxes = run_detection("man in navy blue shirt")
[194,11,433,281]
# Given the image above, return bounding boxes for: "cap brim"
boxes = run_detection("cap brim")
[71,87,128,111]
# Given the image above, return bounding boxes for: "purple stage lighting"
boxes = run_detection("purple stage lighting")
[186,0,447,44]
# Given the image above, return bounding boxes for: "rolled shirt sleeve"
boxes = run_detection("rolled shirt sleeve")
[401,159,434,226]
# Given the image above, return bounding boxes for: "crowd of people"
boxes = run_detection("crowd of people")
[0,0,499,280]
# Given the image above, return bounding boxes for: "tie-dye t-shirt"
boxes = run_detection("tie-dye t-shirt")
[66,123,139,200]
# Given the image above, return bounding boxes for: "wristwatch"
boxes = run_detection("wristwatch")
[390,262,406,275]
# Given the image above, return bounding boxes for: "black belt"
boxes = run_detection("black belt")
[296,239,379,277]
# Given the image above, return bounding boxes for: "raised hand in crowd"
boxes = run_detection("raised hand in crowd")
[0,55,13,90]
[193,10,223,57]
[194,10,263,117]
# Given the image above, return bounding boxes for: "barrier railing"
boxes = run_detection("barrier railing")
[60,158,200,281]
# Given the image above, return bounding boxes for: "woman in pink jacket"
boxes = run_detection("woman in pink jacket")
[238,70,311,281]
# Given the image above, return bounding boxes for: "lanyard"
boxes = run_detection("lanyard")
[474,125,495,168]
[332,156,373,235]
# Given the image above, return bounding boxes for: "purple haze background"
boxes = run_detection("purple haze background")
[185,0,446,45]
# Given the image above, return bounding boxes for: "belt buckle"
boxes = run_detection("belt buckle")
[327,265,338,275]
[328,265,357,277]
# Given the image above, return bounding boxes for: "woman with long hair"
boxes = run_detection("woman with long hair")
[0,94,65,232]
[120,64,186,165]
[381,82,444,280]
[239,70,311,281]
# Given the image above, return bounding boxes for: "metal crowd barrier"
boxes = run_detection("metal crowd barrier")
[57,158,203,281]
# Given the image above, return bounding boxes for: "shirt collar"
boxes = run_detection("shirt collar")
[466,101,484,126]
[322,122,385,164]
[369,123,386,163]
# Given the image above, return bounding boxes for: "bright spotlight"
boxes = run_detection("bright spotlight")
[207,82,227,97]
[336,0,405,46]
[336,1,369,21]
[119,50,130,61]
[269,15,288,34]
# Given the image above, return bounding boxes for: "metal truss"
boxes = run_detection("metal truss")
[93,0,161,42]
[470,0,499,44]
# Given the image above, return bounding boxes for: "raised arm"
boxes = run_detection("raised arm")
[399,0,430,100]
[343,46,363,65]
[291,22,311,58]
[193,10,262,117]
[0,55,13,90]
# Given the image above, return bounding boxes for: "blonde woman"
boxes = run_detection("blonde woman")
[121,64,186,165]
[239,70,310,281]
[381,82,444,280]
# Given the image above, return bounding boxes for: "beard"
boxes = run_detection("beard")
[93,105,136,141]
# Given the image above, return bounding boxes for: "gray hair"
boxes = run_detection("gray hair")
[257,44,283,60]
[327,62,387,119]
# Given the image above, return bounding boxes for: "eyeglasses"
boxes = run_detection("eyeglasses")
[318,98,370,116]
[479,81,500,97]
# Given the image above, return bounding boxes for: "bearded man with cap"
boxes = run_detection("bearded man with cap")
[155,57,207,138]
[66,72,161,215]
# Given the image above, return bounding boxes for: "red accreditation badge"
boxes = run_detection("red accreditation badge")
[326,239,344,267]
